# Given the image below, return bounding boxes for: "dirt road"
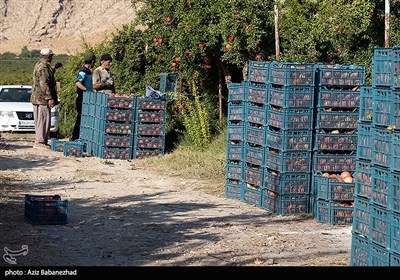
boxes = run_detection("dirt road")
[0,133,352,269]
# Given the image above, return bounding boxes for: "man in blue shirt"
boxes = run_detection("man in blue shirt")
[70,52,96,141]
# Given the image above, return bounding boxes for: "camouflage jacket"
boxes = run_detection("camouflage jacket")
[31,59,58,105]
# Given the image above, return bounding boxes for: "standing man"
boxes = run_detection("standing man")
[31,48,59,149]
[92,53,116,95]
[70,51,96,141]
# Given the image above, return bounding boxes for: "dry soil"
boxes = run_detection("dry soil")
[0,132,352,270]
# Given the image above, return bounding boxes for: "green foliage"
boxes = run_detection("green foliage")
[181,78,211,149]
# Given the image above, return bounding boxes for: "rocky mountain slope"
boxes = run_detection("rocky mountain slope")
[0,0,137,55]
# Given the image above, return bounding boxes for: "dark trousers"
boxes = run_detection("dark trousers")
[71,95,83,140]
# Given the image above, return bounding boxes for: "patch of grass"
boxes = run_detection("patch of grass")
[136,129,227,184]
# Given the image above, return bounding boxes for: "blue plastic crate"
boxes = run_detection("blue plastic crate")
[267,106,313,130]
[135,123,165,137]
[391,213,400,255]
[372,126,393,168]
[315,199,353,225]
[50,138,65,152]
[359,86,373,123]
[247,82,268,105]
[370,204,390,249]
[134,136,164,150]
[269,61,315,86]
[132,148,163,159]
[313,152,356,173]
[317,86,360,108]
[227,103,245,122]
[228,81,248,102]
[264,169,310,194]
[224,179,243,201]
[63,141,85,157]
[392,172,400,213]
[317,63,365,87]
[100,134,133,148]
[356,122,372,161]
[242,187,262,207]
[261,192,309,216]
[159,72,179,97]
[243,163,264,189]
[245,123,267,146]
[352,196,371,238]
[244,144,266,166]
[103,122,134,135]
[393,132,400,172]
[265,148,311,173]
[371,166,391,208]
[246,103,268,126]
[98,107,134,122]
[135,97,166,111]
[269,85,314,108]
[313,172,355,201]
[25,194,68,225]
[267,127,312,151]
[369,243,390,266]
[225,161,243,181]
[227,121,245,142]
[226,141,244,162]
[315,109,359,130]
[97,94,135,109]
[314,129,357,151]
[98,146,133,160]
[248,60,269,84]
[372,46,400,89]
[390,253,400,267]
[355,160,373,200]
[372,87,398,127]
[136,110,166,123]
[350,234,369,266]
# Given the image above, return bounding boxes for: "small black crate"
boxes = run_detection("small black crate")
[25,194,68,225]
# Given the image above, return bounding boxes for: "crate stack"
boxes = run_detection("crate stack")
[260,61,315,215]
[132,97,166,159]
[350,46,400,266]
[241,61,270,207]
[224,81,248,201]
[91,92,135,160]
[312,64,365,225]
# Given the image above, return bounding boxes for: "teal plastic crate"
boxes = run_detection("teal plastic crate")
[313,172,355,201]
[315,199,353,224]
[247,82,268,105]
[25,194,67,225]
[350,233,369,266]
[359,86,373,123]
[244,163,264,189]
[262,192,309,216]
[267,127,312,151]
[50,138,65,152]
[228,81,248,102]
[355,160,373,199]
[264,169,310,194]
[248,60,269,84]
[317,63,365,87]
[356,122,372,161]
[269,84,314,108]
[268,106,313,130]
[269,61,315,86]
[314,129,357,151]
[352,196,371,238]
[63,141,85,157]
[317,86,360,108]
[224,179,243,201]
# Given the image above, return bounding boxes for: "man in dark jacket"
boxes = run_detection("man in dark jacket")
[31,48,59,149]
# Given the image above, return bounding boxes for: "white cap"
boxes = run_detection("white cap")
[40,48,54,56]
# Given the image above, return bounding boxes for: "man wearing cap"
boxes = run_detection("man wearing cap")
[31,48,59,149]
[92,53,116,95]
[70,51,96,141]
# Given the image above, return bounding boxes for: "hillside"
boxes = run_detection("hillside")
[0,0,137,55]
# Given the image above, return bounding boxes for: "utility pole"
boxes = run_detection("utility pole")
[385,0,390,47]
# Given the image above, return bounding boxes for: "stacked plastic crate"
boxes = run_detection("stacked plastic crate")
[92,92,135,160]
[261,61,315,215]
[351,46,400,266]
[132,97,166,159]
[242,61,269,207]
[312,64,365,225]
[224,81,248,201]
